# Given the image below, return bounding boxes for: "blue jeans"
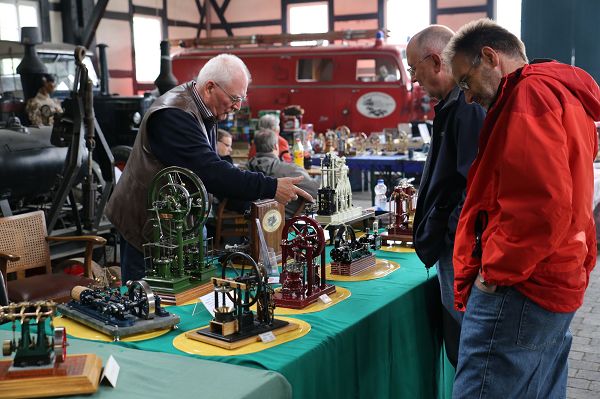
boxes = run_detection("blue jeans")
[120,238,146,283]
[436,242,463,367]
[453,284,574,399]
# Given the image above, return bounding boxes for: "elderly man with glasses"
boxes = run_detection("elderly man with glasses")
[444,19,600,398]
[406,25,486,368]
[106,54,312,282]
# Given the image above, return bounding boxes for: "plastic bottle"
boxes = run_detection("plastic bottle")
[374,179,388,211]
[293,138,304,167]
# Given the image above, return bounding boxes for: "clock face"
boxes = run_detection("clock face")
[263,209,282,233]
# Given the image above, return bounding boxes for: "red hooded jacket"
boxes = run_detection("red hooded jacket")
[453,61,600,313]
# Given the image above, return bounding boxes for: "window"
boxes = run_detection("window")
[288,2,328,46]
[297,58,333,81]
[496,0,521,39]
[356,58,401,82]
[386,0,430,44]
[0,0,40,41]
[133,15,161,83]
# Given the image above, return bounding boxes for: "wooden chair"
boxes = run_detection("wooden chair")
[0,211,106,303]
[213,199,249,248]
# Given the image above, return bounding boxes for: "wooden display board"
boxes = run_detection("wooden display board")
[0,354,102,399]
[250,200,284,261]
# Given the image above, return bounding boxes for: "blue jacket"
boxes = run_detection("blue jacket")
[413,87,485,268]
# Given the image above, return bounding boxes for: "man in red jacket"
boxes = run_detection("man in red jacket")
[444,19,600,398]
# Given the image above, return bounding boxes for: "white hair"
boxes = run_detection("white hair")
[258,113,280,132]
[196,53,252,86]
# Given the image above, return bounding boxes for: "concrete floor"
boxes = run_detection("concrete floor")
[351,190,600,398]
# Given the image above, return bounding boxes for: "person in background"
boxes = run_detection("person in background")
[248,129,318,218]
[444,18,600,398]
[106,54,312,282]
[26,73,63,126]
[216,128,234,163]
[248,113,292,162]
[408,25,486,368]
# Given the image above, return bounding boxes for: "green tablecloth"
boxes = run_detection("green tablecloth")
[0,330,292,399]
[114,249,453,399]
[2,249,453,399]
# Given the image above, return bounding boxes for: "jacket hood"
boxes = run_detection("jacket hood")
[519,61,600,120]
[248,153,279,174]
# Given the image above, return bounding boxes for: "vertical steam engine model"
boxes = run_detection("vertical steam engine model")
[0,301,103,397]
[1,302,66,369]
[186,252,295,349]
[143,166,216,305]
[58,280,180,340]
[316,151,362,223]
[381,179,417,246]
[275,216,336,309]
[330,224,381,276]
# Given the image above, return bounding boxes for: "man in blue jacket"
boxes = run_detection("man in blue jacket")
[407,25,485,367]
[106,54,312,282]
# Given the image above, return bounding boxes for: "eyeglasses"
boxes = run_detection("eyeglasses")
[213,81,246,104]
[458,55,481,91]
[218,140,232,148]
[407,54,434,77]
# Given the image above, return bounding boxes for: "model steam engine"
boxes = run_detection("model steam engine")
[143,166,217,304]
[316,151,362,223]
[58,280,180,340]
[381,179,418,246]
[1,301,66,368]
[187,252,294,349]
[274,215,336,309]
[330,224,381,276]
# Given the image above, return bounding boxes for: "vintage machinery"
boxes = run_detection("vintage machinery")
[0,301,102,398]
[1,301,66,368]
[142,166,216,305]
[186,252,293,349]
[381,179,418,246]
[316,151,362,223]
[0,34,114,239]
[330,224,381,276]
[58,280,180,340]
[274,215,335,309]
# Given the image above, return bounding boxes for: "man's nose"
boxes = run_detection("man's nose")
[411,75,418,84]
[232,101,242,111]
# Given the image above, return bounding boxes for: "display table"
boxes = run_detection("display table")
[0,330,292,399]
[1,250,452,399]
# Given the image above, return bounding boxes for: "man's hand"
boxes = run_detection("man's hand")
[474,270,497,294]
[275,176,314,205]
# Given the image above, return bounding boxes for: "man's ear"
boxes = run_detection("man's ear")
[431,53,443,73]
[481,46,500,68]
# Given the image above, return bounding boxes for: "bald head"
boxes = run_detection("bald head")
[408,25,455,60]
[406,25,456,100]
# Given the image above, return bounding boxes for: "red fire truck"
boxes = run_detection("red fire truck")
[170,30,432,134]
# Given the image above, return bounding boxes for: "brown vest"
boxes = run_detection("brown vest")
[105,81,208,251]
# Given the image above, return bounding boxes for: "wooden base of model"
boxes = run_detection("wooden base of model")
[0,354,102,399]
[331,254,376,276]
[186,320,299,350]
[151,281,213,305]
[380,231,414,247]
[273,284,336,309]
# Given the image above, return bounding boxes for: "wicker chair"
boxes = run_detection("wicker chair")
[0,211,106,303]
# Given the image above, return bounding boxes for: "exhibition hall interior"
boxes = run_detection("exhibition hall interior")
[0,0,599,398]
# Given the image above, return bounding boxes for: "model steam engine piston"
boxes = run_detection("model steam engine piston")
[1,301,66,368]
[143,166,216,294]
[274,215,336,309]
[383,179,417,245]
